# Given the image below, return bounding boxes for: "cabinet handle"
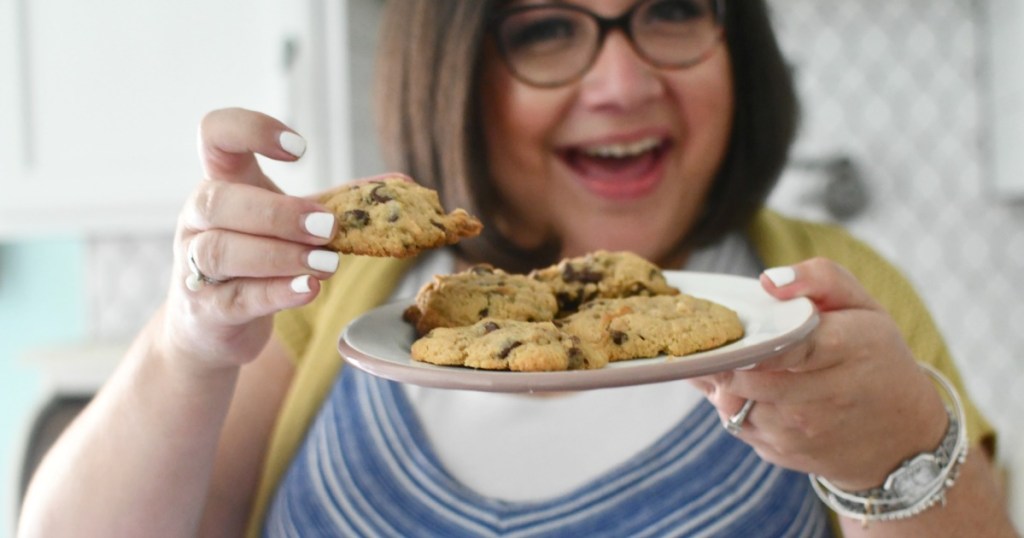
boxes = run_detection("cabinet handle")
[15,0,35,166]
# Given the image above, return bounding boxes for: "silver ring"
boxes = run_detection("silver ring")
[185,242,227,292]
[724,399,755,436]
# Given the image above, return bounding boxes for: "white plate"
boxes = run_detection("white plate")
[339,271,817,393]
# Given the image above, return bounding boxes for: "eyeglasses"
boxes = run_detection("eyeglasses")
[491,0,725,88]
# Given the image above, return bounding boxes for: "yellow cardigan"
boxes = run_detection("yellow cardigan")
[247,209,994,536]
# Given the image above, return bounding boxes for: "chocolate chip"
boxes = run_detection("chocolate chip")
[568,347,586,369]
[562,264,603,283]
[498,340,522,359]
[341,209,370,229]
[556,292,581,312]
[478,307,489,318]
[369,184,393,204]
[483,321,500,333]
[611,330,628,345]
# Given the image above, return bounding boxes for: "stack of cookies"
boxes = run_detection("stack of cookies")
[405,251,744,372]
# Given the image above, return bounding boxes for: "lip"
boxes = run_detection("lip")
[557,132,672,200]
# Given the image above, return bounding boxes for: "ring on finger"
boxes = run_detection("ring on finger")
[724,399,756,436]
[185,240,229,292]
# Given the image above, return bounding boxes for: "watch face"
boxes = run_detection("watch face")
[886,454,941,499]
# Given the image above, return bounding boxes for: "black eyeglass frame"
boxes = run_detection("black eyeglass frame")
[490,0,727,88]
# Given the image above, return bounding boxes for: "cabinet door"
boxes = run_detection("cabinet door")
[0,0,333,238]
[986,0,1024,199]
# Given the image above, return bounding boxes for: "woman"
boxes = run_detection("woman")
[19,0,1016,536]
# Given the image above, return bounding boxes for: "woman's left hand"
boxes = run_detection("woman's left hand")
[690,257,948,491]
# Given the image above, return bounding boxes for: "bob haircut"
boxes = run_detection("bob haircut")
[376,0,799,272]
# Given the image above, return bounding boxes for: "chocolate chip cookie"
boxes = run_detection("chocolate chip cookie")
[558,294,744,362]
[529,250,679,315]
[319,176,482,257]
[403,264,559,336]
[410,319,608,371]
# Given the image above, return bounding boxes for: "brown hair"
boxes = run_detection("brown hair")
[376,0,799,272]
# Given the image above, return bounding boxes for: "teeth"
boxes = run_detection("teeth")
[582,137,661,158]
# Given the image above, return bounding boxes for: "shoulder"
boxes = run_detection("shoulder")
[748,209,905,292]
[747,209,931,338]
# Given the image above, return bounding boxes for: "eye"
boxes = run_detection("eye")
[642,0,706,23]
[501,13,581,53]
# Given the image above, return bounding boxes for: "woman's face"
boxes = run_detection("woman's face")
[480,0,734,266]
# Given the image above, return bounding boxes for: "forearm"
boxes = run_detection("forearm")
[837,446,1016,537]
[18,307,240,538]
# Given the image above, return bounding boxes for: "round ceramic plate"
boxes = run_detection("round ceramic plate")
[338,271,818,393]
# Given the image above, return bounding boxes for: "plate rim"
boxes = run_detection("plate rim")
[338,271,818,393]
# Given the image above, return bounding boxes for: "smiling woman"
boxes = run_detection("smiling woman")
[15,0,1019,537]
[376,0,797,273]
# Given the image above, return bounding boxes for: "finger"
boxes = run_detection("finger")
[760,257,881,313]
[198,108,306,190]
[182,181,336,246]
[188,231,340,282]
[704,367,836,406]
[185,275,322,325]
[689,375,755,430]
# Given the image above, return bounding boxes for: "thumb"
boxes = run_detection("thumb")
[759,257,881,313]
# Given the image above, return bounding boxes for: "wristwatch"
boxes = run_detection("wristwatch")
[885,452,945,501]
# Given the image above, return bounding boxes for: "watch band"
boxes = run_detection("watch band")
[808,363,968,525]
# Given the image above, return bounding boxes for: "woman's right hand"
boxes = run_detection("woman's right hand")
[162,107,340,374]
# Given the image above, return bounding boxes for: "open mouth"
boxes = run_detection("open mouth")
[560,137,670,198]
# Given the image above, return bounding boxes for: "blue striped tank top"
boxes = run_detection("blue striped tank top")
[264,367,832,537]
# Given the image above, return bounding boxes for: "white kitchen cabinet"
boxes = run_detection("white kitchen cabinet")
[0,0,353,239]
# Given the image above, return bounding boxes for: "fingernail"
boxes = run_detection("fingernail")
[280,131,307,158]
[307,250,340,273]
[304,212,335,239]
[764,266,796,287]
[290,275,313,293]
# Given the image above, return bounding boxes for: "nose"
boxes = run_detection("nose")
[578,31,664,111]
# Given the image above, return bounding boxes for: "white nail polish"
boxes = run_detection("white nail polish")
[764,266,796,287]
[290,275,313,293]
[307,250,340,273]
[280,131,307,158]
[304,212,335,239]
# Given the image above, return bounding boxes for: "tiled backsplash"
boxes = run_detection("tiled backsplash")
[83,0,1023,515]
[85,234,173,341]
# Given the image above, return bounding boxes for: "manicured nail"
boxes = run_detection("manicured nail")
[290,275,313,293]
[304,212,335,239]
[280,131,307,158]
[307,250,340,273]
[764,266,796,287]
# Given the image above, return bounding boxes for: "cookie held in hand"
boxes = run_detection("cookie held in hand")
[319,176,482,258]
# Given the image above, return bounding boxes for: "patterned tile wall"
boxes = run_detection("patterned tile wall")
[83,0,1024,519]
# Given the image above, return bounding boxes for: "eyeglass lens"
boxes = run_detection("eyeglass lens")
[496,0,722,87]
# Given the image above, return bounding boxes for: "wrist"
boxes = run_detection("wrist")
[809,363,969,525]
[147,306,244,384]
